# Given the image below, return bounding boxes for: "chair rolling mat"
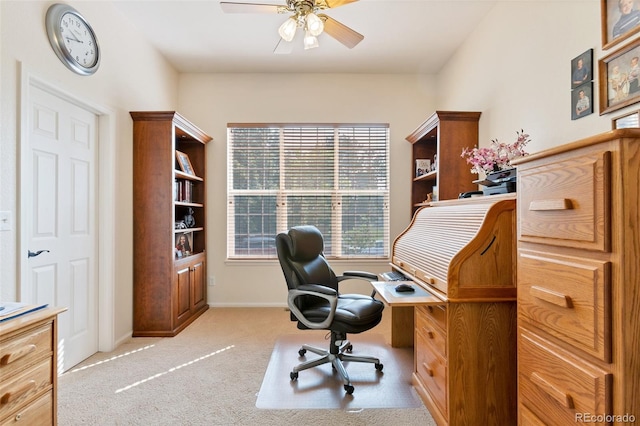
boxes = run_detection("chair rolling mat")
[256,334,423,409]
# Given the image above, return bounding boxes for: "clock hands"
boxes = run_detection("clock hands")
[65,30,84,43]
[65,31,82,44]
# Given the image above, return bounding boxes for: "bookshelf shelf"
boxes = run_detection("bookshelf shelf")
[414,170,437,182]
[175,170,203,181]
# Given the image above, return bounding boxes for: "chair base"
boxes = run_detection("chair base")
[289,333,384,394]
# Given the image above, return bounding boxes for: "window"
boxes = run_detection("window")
[227,123,389,259]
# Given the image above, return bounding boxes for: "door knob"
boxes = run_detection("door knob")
[28,249,50,258]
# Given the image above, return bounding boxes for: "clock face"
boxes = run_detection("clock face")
[60,12,98,69]
[46,4,100,75]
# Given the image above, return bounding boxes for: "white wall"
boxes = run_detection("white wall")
[178,73,436,306]
[438,1,614,153]
[0,1,178,343]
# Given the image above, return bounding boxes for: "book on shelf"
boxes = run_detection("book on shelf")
[174,179,193,203]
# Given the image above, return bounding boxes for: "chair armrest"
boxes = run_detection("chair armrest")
[342,270,378,281]
[337,271,379,297]
[288,284,338,329]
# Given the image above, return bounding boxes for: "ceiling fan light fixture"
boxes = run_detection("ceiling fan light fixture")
[305,12,324,36]
[278,16,298,42]
[303,30,319,50]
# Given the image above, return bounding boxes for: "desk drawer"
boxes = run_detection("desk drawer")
[0,325,53,377]
[518,250,611,362]
[415,331,447,416]
[518,149,610,251]
[518,330,611,425]
[0,359,52,420]
[416,304,446,332]
[416,307,446,360]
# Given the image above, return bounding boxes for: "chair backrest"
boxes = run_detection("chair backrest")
[276,225,338,292]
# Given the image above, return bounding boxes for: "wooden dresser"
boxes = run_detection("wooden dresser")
[513,130,640,424]
[379,195,518,425]
[0,307,65,425]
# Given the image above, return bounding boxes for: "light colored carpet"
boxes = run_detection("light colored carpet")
[58,307,436,425]
[257,333,422,409]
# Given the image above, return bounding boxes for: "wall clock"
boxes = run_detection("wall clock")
[45,3,100,76]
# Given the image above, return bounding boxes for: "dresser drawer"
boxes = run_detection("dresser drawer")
[415,332,447,417]
[416,304,446,332]
[518,402,546,425]
[0,325,53,378]
[518,330,611,425]
[518,250,611,362]
[416,308,446,360]
[0,359,52,420]
[0,391,52,426]
[518,149,610,251]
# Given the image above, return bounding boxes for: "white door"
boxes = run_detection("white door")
[23,85,99,372]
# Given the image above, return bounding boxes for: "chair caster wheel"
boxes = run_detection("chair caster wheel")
[375,363,384,371]
[345,344,353,352]
[290,371,298,381]
[298,348,306,357]
[344,384,354,394]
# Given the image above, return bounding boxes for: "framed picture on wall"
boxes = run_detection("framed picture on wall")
[602,0,640,50]
[612,108,640,127]
[572,82,594,120]
[571,49,593,88]
[599,37,640,114]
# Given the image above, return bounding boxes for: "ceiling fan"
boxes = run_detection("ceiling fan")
[220,0,364,52]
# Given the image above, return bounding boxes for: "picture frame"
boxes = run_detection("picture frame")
[599,37,640,114]
[571,49,593,88]
[175,232,193,259]
[612,108,640,128]
[572,82,594,120]
[602,0,640,50]
[175,150,195,176]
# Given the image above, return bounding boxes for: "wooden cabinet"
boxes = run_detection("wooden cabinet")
[405,111,481,215]
[0,307,65,425]
[174,253,206,326]
[131,111,212,337]
[513,129,640,424]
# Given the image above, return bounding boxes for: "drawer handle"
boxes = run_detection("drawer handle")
[530,286,574,308]
[531,373,575,409]
[418,272,436,284]
[422,362,434,377]
[427,330,435,339]
[529,198,573,211]
[0,380,36,405]
[0,344,37,365]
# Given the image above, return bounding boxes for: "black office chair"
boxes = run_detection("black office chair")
[276,225,385,394]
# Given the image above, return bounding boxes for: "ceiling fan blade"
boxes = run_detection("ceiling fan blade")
[324,0,359,8]
[274,38,294,55]
[320,15,364,49]
[220,2,286,14]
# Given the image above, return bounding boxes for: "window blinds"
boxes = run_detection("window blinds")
[227,123,389,259]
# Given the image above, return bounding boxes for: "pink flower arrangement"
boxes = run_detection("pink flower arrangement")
[461,129,530,175]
